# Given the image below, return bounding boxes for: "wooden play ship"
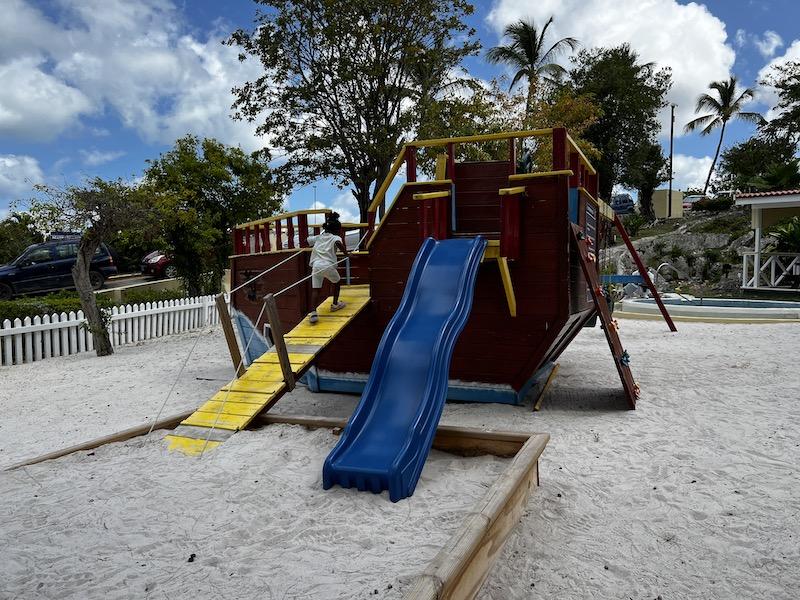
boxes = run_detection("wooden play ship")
[226,128,675,410]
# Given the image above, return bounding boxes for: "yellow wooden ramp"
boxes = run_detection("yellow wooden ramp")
[165,285,370,455]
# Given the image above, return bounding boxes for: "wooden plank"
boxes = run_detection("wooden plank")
[221,379,285,393]
[163,436,222,456]
[570,224,638,408]
[216,293,244,377]
[181,411,250,431]
[198,400,265,417]
[497,257,517,317]
[4,410,194,471]
[613,213,677,332]
[264,293,295,391]
[404,433,549,600]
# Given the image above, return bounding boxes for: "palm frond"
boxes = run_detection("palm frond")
[486,45,528,70]
[735,111,766,125]
[684,114,718,134]
[539,36,580,65]
[509,69,529,91]
[695,93,722,114]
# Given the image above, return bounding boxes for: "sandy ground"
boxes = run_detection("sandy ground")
[1,319,799,598]
[0,328,233,468]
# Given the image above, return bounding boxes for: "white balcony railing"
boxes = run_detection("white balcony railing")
[742,251,800,289]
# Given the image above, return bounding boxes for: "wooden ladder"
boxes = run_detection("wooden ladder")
[571,224,638,409]
[613,213,677,332]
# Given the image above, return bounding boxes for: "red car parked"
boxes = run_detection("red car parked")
[140,251,178,279]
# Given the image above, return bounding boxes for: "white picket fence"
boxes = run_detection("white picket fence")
[0,295,224,367]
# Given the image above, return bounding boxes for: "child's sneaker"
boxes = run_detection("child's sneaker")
[309,311,319,324]
[330,301,347,312]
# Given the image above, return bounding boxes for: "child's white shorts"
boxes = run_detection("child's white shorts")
[311,264,341,288]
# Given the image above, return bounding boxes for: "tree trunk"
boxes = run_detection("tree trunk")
[703,121,727,195]
[355,183,372,224]
[526,74,538,125]
[72,239,114,357]
[639,186,655,221]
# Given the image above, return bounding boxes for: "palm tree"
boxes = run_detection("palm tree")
[486,17,578,116]
[685,76,765,195]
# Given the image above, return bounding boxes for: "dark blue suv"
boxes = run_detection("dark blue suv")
[0,239,117,300]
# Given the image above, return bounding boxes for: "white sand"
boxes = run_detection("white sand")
[1,320,799,598]
[0,328,233,468]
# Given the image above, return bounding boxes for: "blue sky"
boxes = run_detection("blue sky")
[1,0,798,222]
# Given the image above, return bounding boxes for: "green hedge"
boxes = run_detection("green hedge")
[0,288,187,323]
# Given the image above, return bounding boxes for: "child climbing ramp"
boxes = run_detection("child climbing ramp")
[308,212,348,324]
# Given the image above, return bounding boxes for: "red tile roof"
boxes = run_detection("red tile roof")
[736,189,800,198]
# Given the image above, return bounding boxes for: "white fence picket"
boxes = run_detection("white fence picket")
[0,294,223,367]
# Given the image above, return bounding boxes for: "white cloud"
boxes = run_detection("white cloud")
[753,31,784,58]
[79,149,126,166]
[0,57,93,140]
[0,154,44,202]
[735,29,785,58]
[487,0,736,138]
[672,154,713,191]
[757,39,800,121]
[310,191,361,225]
[0,0,264,150]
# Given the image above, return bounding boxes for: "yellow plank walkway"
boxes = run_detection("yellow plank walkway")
[165,285,370,455]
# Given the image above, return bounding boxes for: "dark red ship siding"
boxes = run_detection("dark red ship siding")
[232,171,602,392]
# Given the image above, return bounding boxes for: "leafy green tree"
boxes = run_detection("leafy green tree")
[746,159,800,192]
[144,135,284,295]
[0,212,43,264]
[684,76,764,195]
[569,44,672,200]
[27,179,148,356]
[486,17,578,118]
[762,61,800,144]
[717,133,798,192]
[227,0,478,222]
[626,141,668,220]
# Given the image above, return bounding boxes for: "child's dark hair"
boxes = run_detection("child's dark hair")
[323,211,342,234]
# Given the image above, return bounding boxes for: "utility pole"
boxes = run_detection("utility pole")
[668,104,676,218]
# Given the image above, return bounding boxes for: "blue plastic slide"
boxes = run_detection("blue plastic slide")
[322,236,486,502]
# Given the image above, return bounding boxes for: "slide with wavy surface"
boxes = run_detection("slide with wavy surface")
[322,236,486,502]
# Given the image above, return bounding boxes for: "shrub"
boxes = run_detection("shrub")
[668,245,683,261]
[623,213,646,236]
[693,196,734,213]
[121,288,187,305]
[0,291,114,323]
[770,216,800,253]
[0,288,187,322]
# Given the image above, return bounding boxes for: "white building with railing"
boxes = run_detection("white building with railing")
[735,189,800,291]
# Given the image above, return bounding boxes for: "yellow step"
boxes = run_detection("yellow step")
[198,400,265,417]
[181,411,251,431]
[222,378,285,393]
[164,435,221,455]
[209,390,282,404]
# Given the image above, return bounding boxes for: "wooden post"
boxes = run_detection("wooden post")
[262,223,271,252]
[552,127,567,171]
[286,217,296,249]
[215,293,245,377]
[365,211,376,246]
[297,213,309,247]
[406,146,417,182]
[275,219,283,250]
[446,142,456,180]
[263,293,295,391]
[568,152,580,188]
[235,228,247,255]
[253,225,261,253]
[587,172,599,200]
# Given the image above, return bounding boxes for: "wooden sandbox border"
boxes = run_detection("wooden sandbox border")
[5,412,548,600]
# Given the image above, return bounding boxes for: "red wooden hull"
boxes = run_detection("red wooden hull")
[230,166,603,393]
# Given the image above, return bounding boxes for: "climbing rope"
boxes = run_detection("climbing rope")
[197,228,371,456]
[228,250,304,295]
